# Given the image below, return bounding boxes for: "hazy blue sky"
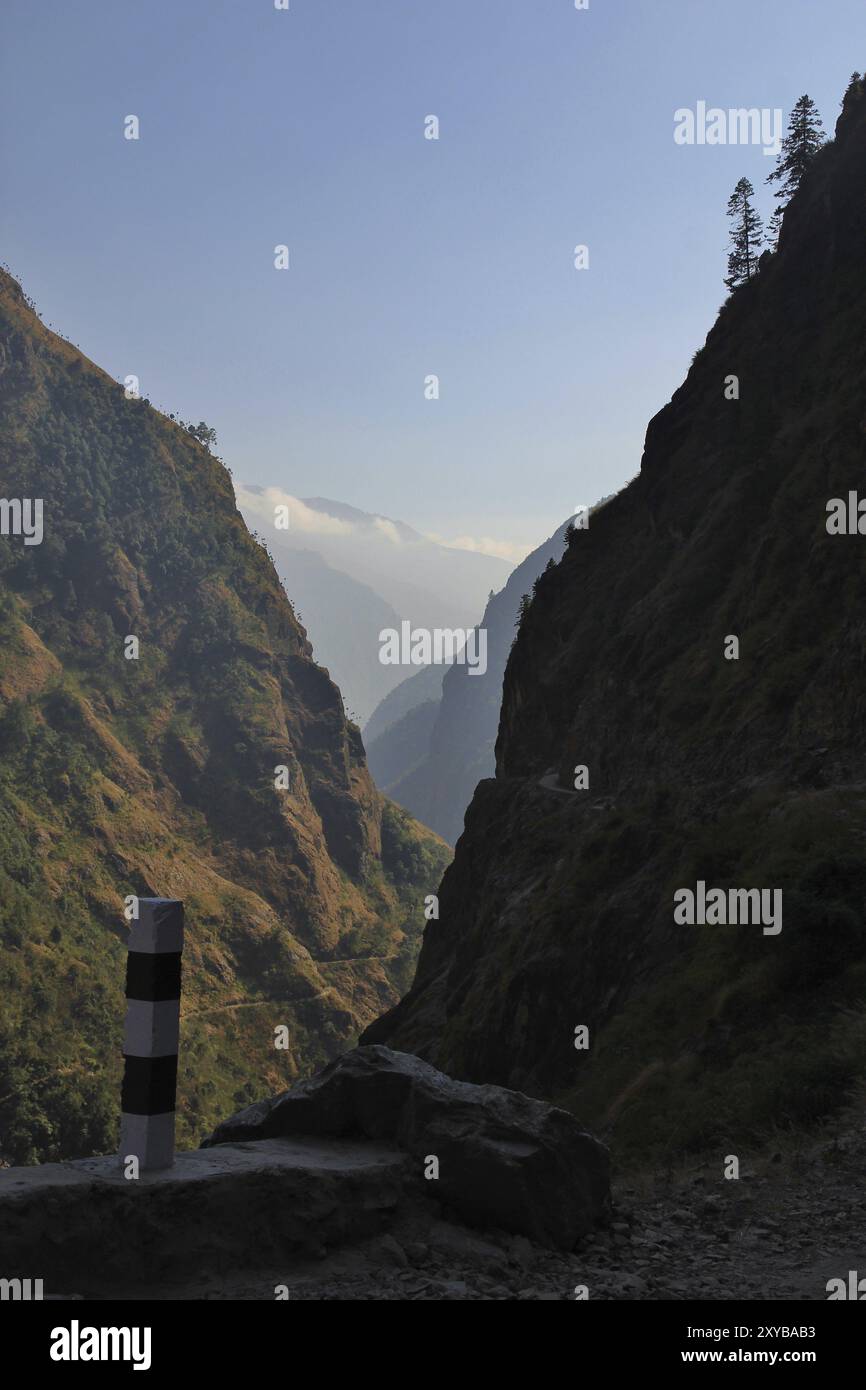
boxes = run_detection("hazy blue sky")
[2,1,864,560]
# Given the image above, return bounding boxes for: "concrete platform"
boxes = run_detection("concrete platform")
[0,1137,408,1298]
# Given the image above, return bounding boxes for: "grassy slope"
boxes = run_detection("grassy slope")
[0,270,449,1163]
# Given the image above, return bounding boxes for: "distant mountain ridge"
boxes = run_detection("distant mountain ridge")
[302,497,420,544]
[235,486,512,724]
[363,663,445,746]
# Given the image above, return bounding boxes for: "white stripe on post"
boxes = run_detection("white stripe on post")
[119,898,184,1171]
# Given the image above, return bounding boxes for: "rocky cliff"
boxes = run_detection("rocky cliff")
[0,269,449,1163]
[365,77,866,1164]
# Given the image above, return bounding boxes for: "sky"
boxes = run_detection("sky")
[2,0,864,562]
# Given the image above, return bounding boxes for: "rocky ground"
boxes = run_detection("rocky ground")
[118,1121,866,1301]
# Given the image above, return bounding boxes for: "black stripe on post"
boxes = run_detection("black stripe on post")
[120,1054,179,1115]
[125,952,182,1002]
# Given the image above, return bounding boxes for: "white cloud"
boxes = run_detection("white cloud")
[235,485,354,537]
[425,532,528,564]
[373,516,402,545]
[236,483,529,566]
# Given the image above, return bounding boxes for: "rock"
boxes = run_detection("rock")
[403,1241,430,1265]
[507,1234,537,1267]
[373,1234,409,1267]
[428,1222,505,1263]
[204,1045,610,1249]
[440,1279,468,1297]
[607,1272,649,1297]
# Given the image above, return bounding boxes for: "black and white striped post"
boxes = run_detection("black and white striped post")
[119,898,184,1171]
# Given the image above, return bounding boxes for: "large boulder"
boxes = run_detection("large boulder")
[203,1045,609,1248]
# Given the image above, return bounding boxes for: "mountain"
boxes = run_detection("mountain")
[235,486,512,723]
[0,268,450,1164]
[366,699,441,793]
[363,662,445,746]
[367,520,573,843]
[297,496,512,629]
[365,77,866,1164]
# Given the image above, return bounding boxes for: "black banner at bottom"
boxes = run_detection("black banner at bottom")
[5,1297,861,1375]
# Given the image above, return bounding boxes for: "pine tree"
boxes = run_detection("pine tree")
[514,594,532,629]
[767,204,783,252]
[766,95,826,210]
[725,178,764,289]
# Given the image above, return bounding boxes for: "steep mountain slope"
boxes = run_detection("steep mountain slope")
[363,662,445,746]
[366,698,441,793]
[0,270,449,1164]
[248,545,405,725]
[366,78,866,1163]
[368,520,571,843]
